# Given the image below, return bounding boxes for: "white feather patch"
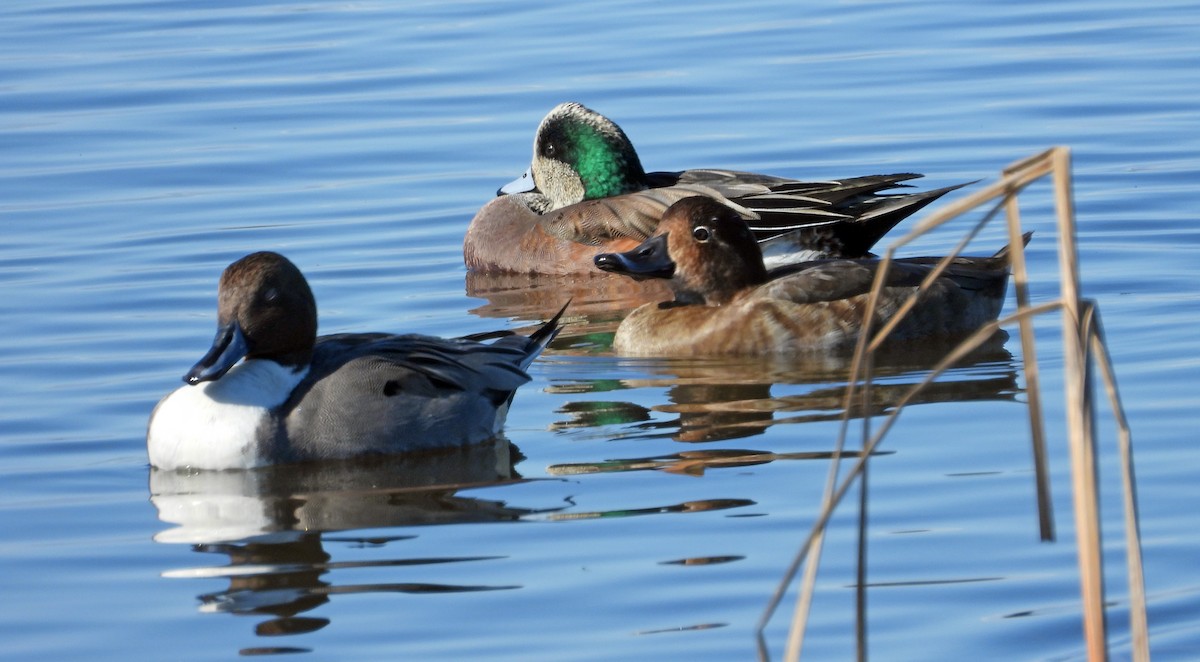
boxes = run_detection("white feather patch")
[147,360,308,471]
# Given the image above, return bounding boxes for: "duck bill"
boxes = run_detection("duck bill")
[593,234,676,280]
[184,321,249,385]
[498,166,537,195]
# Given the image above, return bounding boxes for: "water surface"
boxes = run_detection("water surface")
[2,1,1198,659]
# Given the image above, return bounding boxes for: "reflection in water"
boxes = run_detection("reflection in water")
[552,400,654,430]
[540,497,756,522]
[151,441,539,655]
[660,555,745,566]
[547,448,884,477]
[465,269,668,352]
[465,269,670,320]
[637,622,728,635]
[468,269,1021,451]
[149,440,768,655]
[150,440,530,543]
[545,334,1021,458]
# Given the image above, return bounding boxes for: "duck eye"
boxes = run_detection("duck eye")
[692,226,711,242]
[543,142,557,157]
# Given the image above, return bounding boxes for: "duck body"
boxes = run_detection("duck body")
[464,102,965,275]
[148,252,562,471]
[609,257,1013,356]
[595,196,1025,356]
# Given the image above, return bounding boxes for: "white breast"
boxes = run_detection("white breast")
[147,360,308,471]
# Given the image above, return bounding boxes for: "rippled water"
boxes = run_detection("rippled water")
[3,1,1199,659]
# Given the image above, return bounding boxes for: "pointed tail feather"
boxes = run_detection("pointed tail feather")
[457,300,568,370]
[747,178,974,260]
[992,231,1035,264]
[524,300,569,368]
[832,181,975,256]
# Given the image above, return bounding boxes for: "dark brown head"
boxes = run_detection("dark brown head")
[185,251,318,384]
[594,196,768,305]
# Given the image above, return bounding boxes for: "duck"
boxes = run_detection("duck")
[593,196,1027,356]
[147,251,564,471]
[464,101,965,275]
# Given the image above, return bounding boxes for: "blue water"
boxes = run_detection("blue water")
[2,0,1198,659]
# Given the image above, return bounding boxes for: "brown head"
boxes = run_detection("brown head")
[185,252,318,384]
[594,196,769,305]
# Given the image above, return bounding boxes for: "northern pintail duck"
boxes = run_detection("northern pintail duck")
[464,102,965,275]
[148,252,564,470]
[594,196,1027,356]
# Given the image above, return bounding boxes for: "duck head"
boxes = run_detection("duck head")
[499,102,648,208]
[184,252,318,384]
[594,196,769,305]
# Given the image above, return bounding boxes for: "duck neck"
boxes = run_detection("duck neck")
[672,262,767,307]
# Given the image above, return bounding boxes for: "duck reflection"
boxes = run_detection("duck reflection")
[466,270,668,351]
[149,438,770,654]
[542,334,1020,473]
[150,441,540,655]
[547,448,884,478]
[150,440,534,542]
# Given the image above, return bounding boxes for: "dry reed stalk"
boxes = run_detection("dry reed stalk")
[855,460,869,662]
[757,147,1147,662]
[1004,191,1056,541]
[1084,304,1149,661]
[1051,149,1109,660]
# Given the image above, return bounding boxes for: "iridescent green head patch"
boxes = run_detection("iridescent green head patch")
[535,103,650,201]
[564,122,636,199]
